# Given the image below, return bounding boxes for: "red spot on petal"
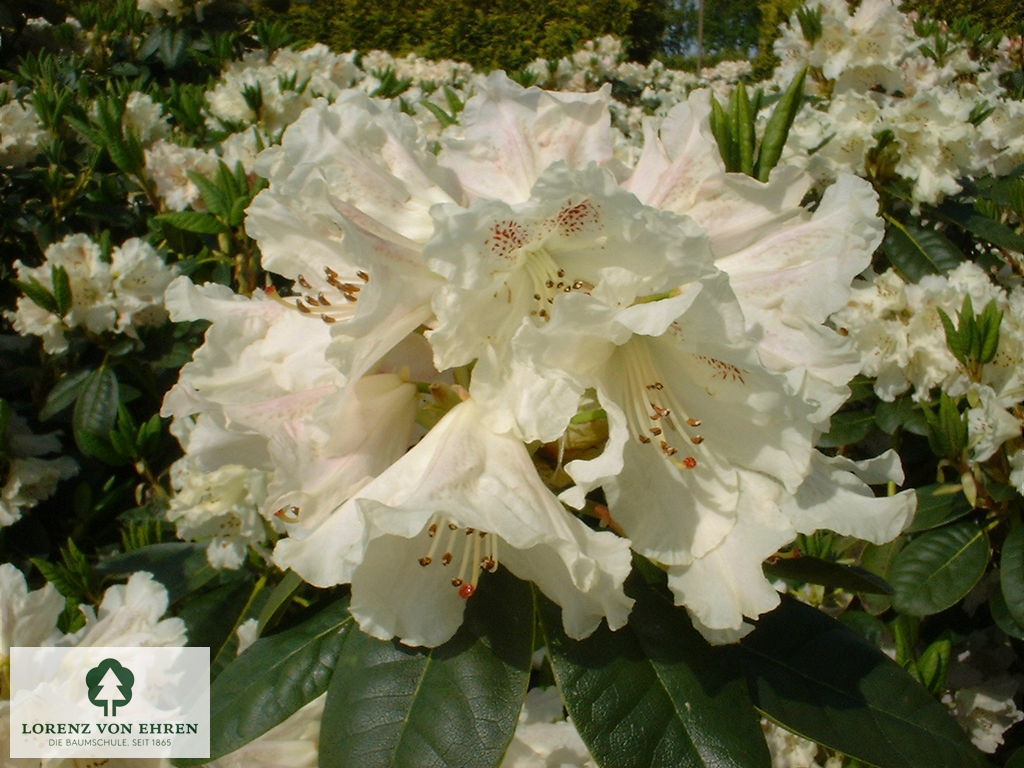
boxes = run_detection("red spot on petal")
[458,583,476,599]
[683,456,697,469]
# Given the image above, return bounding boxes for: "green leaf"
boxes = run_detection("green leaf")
[735,83,756,176]
[923,393,968,460]
[154,211,228,235]
[874,397,929,436]
[934,200,1024,252]
[1000,524,1024,628]
[883,218,965,281]
[990,581,1024,639]
[538,575,770,768]
[175,598,355,765]
[754,67,806,182]
[764,556,892,595]
[890,520,990,616]
[97,543,219,603]
[740,597,988,768]
[859,539,903,615]
[51,264,72,316]
[916,634,952,695]
[72,367,119,458]
[14,277,58,314]
[907,484,973,532]
[187,170,231,219]
[708,95,733,171]
[320,568,533,768]
[816,409,874,448]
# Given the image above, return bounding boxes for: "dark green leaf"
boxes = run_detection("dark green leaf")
[990,582,1024,639]
[178,575,255,653]
[883,218,965,281]
[708,95,733,171]
[875,397,929,436]
[0,398,10,442]
[155,211,228,235]
[754,67,806,182]
[816,409,874,448]
[735,83,755,176]
[934,201,1024,252]
[741,597,987,768]
[891,520,989,615]
[539,576,770,768]
[72,367,119,458]
[177,598,355,766]
[51,264,72,316]
[1000,524,1024,628]
[14,277,58,314]
[764,556,892,595]
[97,542,219,603]
[320,568,533,768]
[907,484,973,532]
[187,170,231,219]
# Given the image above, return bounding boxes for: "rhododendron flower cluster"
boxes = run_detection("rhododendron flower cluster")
[164,73,914,647]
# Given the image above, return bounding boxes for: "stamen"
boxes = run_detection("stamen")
[414,516,496,599]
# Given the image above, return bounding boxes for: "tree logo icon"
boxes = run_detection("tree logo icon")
[85,658,135,716]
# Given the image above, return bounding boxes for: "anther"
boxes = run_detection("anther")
[356,270,370,282]
[557,269,566,278]
[448,522,458,530]
[638,435,651,443]
[683,456,698,469]
[295,300,311,313]
[418,557,432,566]
[428,523,438,537]
[442,553,453,566]
[686,418,702,427]
[451,578,463,587]
[660,440,677,456]
[321,314,336,324]
[306,296,320,306]
[690,435,704,444]
[318,292,330,306]
[297,274,312,289]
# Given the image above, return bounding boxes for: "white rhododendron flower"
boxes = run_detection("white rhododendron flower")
[164,71,913,647]
[1,413,77,528]
[275,399,634,647]
[0,99,46,167]
[5,234,177,353]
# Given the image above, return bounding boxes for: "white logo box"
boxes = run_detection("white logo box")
[10,646,209,759]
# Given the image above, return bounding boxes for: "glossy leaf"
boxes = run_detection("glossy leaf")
[539,576,770,768]
[179,598,355,765]
[741,597,987,768]
[907,484,973,532]
[883,218,965,281]
[97,542,219,603]
[1000,524,1024,627]
[72,367,119,458]
[890,520,989,616]
[816,409,874,448]
[754,67,806,182]
[40,368,93,421]
[320,568,533,768]
[764,556,892,595]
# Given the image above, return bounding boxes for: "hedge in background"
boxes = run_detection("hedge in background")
[255,0,665,70]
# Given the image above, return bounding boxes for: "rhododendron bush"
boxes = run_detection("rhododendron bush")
[2,0,1024,766]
